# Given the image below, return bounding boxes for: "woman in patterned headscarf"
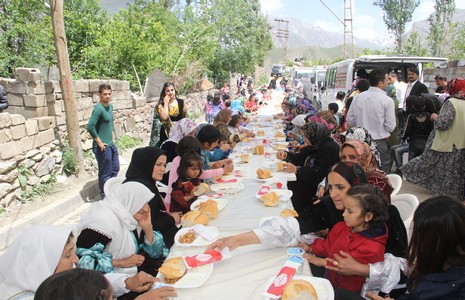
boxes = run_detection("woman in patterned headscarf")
[340,140,393,202]
[276,121,340,212]
[401,78,465,199]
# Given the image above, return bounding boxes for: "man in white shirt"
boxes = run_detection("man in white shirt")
[346,68,396,173]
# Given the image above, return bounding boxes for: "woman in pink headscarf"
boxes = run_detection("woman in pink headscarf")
[160,118,198,163]
[401,78,465,199]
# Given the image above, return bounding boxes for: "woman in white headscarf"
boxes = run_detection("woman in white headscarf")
[76,180,168,300]
[288,114,307,149]
[0,225,77,300]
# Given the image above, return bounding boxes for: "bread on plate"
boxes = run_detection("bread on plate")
[159,257,188,284]
[280,209,298,218]
[282,279,318,300]
[256,168,272,179]
[193,182,209,196]
[195,199,218,219]
[260,191,279,207]
[181,210,209,227]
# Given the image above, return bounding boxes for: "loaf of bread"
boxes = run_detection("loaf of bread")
[196,199,218,219]
[280,209,298,218]
[260,191,279,207]
[181,210,209,227]
[192,182,209,196]
[159,257,187,284]
[282,280,318,300]
[257,130,265,136]
[276,161,285,171]
[256,168,272,179]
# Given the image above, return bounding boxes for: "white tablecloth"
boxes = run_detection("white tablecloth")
[162,122,312,299]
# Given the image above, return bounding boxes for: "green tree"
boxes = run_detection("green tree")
[0,0,55,76]
[63,0,109,76]
[428,0,455,57]
[403,31,428,56]
[373,0,420,53]
[187,0,272,85]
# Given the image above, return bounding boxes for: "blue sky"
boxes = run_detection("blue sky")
[260,0,465,41]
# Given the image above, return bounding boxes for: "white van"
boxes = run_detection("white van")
[319,55,447,110]
[291,67,327,107]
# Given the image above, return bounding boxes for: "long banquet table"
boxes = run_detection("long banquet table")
[162,118,312,300]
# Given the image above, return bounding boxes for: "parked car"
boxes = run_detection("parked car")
[271,64,285,77]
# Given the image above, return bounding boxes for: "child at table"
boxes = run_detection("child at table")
[300,184,388,294]
[170,151,203,213]
[208,134,232,162]
[198,124,234,172]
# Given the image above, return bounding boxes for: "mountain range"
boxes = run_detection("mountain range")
[269,8,465,53]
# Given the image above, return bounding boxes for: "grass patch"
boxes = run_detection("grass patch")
[21,173,61,202]
[116,134,143,152]
[62,147,79,176]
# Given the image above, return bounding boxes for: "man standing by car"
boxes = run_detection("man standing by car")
[346,68,396,173]
[87,83,120,198]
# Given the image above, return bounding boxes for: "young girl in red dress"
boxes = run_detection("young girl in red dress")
[170,151,203,213]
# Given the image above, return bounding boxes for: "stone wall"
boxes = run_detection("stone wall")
[0,68,208,208]
[423,60,465,90]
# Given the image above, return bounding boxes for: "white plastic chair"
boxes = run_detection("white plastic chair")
[391,193,419,239]
[387,174,402,197]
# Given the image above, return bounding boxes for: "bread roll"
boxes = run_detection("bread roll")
[256,168,272,179]
[260,191,279,207]
[193,182,209,196]
[159,257,187,284]
[257,130,265,136]
[240,154,250,163]
[181,210,209,227]
[280,209,298,218]
[276,161,285,172]
[256,145,265,155]
[196,199,218,219]
[282,280,318,300]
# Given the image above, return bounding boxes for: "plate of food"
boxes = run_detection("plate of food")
[214,174,240,183]
[256,189,292,201]
[256,168,274,182]
[174,227,219,247]
[190,197,228,211]
[210,182,244,194]
[263,275,334,300]
[158,257,213,289]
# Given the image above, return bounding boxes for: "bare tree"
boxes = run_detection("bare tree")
[50,0,85,175]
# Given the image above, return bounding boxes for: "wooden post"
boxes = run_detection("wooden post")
[50,0,85,175]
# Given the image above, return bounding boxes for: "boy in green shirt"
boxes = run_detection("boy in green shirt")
[87,83,120,198]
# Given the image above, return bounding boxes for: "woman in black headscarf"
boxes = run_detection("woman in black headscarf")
[277,121,340,212]
[124,147,181,248]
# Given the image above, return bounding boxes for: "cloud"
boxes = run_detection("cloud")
[314,20,341,33]
[260,0,284,15]
[457,0,465,9]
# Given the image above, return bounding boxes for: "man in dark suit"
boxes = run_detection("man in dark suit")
[400,67,429,133]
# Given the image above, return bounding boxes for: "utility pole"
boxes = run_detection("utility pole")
[320,0,354,59]
[50,0,85,175]
[343,0,354,59]
[274,18,289,63]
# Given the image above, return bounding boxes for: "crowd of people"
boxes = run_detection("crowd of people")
[1,74,464,300]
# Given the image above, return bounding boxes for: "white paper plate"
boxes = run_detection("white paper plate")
[263,275,334,300]
[158,263,213,289]
[190,197,228,211]
[210,182,244,193]
[256,189,293,200]
[174,227,219,247]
